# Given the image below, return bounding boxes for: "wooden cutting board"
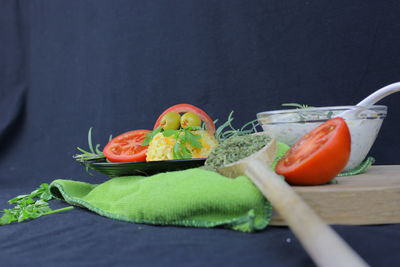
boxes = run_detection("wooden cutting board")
[270,165,400,225]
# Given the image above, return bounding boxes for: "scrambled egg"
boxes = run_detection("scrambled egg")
[146,130,218,161]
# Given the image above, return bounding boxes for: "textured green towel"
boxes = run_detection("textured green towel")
[49,141,372,232]
[50,168,271,232]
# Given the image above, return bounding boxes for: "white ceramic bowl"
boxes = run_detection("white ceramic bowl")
[257,105,387,171]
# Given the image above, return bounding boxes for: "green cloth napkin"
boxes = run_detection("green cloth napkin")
[50,168,271,232]
[49,141,373,232]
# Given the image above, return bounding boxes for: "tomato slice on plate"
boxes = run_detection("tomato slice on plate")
[103,129,151,162]
[275,117,351,185]
[153,104,216,135]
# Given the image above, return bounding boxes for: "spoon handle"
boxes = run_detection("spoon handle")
[357,82,400,107]
[245,159,369,267]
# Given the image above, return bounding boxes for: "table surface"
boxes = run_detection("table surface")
[271,165,400,225]
[1,168,400,267]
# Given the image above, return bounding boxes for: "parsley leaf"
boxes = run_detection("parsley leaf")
[142,126,162,146]
[184,130,202,148]
[162,129,178,137]
[173,142,184,159]
[0,184,73,226]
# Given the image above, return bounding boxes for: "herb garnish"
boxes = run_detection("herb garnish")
[214,111,260,142]
[73,127,111,163]
[282,103,334,121]
[142,126,162,146]
[142,111,261,160]
[142,126,203,160]
[282,103,313,109]
[0,184,73,225]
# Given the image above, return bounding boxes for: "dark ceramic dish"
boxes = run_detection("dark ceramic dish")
[82,158,206,177]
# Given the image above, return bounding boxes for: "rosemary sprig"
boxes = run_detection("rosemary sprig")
[282,103,313,109]
[214,111,260,142]
[73,127,111,162]
[0,184,73,225]
[282,103,334,120]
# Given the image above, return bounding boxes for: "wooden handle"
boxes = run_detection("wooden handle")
[245,159,369,267]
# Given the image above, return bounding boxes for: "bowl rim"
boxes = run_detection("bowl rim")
[257,105,387,117]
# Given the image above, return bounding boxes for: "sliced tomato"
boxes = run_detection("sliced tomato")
[153,104,216,135]
[275,117,351,185]
[103,129,150,162]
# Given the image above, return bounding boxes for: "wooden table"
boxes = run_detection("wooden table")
[270,165,400,225]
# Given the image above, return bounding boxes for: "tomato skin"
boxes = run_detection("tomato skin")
[153,104,216,135]
[103,129,150,163]
[275,117,351,185]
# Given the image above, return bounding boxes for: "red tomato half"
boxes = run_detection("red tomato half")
[153,104,216,135]
[103,129,150,162]
[275,117,351,185]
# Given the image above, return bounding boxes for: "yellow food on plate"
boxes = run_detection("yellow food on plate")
[146,130,218,161]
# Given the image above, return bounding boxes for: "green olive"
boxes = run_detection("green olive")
[160,112,181,130]
[180,112,201,129]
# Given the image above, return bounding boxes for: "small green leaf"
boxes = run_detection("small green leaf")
[141,138,151,146]
[76,147,90,154]
[0,183,73,226]
[73,127,107,164]
[184,130,202,148]
[95,144,102,154]
[173,142,182,159]
[163,129,178,137]
[87,127,95,154]
[40,192,53,201]
[282,103,313,109]
[8,195,28,204]
[142,127,162,146]
[0,212,16,225]
[181,145,192,158]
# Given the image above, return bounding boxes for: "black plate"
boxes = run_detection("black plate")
[81,158,206,177]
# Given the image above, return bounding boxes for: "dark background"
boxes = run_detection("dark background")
[1,0,400,266]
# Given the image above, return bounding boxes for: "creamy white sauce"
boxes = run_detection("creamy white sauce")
[261,118,383,171]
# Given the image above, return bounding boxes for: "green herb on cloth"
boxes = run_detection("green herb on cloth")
[0,184,73,225]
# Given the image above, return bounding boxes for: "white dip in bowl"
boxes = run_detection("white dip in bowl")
[257,105,387,171]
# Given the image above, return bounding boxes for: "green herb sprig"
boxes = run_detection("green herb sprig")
[142,126,203,160]
[73,127,111,162]
[282,103,313,109]
[214,111,260,142]
[0,184,73,225]
[142,126,162,146]
[171,127,202,159]
[282,103,334,121]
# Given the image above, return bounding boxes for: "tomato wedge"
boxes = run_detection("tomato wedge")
[153,104,216,135]
[275,117,351,185]
[103,129,150,162]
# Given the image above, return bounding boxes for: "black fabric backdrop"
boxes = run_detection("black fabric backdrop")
[1,0,400,266]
